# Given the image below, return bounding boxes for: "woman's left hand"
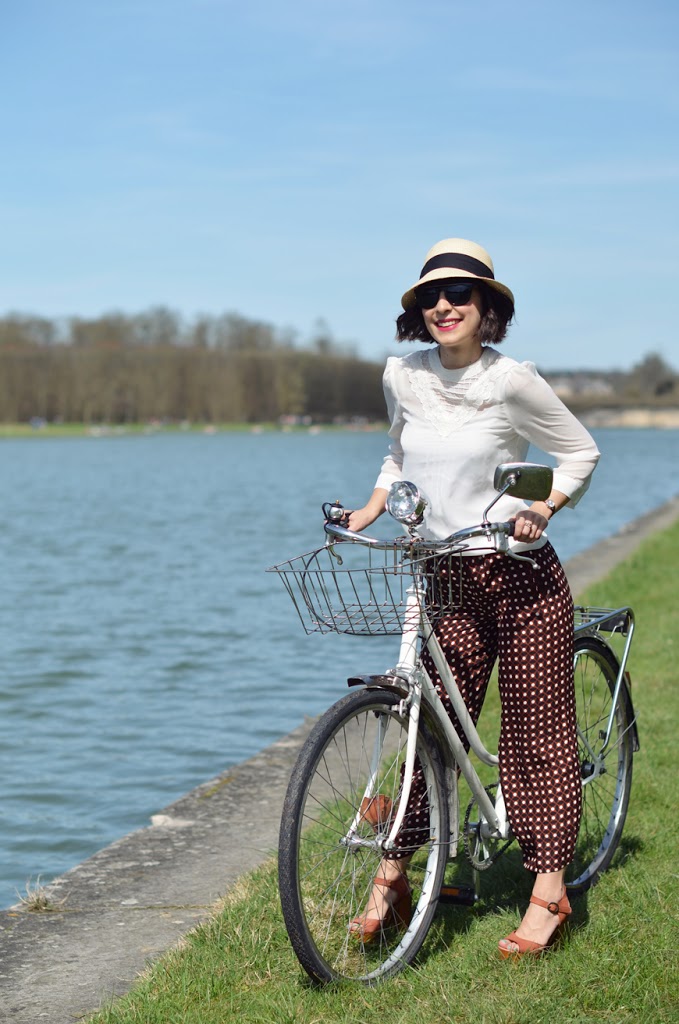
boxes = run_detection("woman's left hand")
[511,509,549,544]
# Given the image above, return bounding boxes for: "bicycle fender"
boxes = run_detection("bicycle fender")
[622,673,640,752]
[347,673,411,698]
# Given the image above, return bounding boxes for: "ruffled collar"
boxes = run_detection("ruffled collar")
[430,345,500,380]
[404,346,508,437]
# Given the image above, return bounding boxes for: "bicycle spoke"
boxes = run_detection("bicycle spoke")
[279,689,448,982]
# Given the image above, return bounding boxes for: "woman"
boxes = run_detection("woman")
[347,238,600,958]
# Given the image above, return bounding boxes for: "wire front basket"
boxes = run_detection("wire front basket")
[267,543,462,636]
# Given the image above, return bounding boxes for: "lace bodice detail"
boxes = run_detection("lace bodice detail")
[404,347,511,437]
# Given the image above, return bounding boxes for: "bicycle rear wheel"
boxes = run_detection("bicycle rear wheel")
[278,687,449,983]
[567,636,634,895]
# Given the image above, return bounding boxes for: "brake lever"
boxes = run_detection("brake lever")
[500,519,539,568]
[505,549,539,569]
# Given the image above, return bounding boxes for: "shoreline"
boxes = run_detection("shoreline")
[1,407,678,440]
[579,407,679,429]
[1,492,679,1022]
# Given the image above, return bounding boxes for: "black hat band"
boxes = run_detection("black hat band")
[420,252,495,279]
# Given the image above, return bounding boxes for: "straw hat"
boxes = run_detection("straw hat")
[401,238,515,310]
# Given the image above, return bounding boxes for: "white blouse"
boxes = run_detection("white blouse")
[374,346,600,552]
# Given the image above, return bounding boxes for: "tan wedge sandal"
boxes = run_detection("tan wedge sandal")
[349,873,412,944]
[499,892,571,959]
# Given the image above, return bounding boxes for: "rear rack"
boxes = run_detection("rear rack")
[573,606,633,637]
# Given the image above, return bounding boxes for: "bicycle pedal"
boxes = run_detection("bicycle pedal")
[438,885,477,906]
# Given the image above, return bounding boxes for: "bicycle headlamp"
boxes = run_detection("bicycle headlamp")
[386,481,428,527]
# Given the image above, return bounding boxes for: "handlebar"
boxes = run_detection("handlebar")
[323,519,517,553]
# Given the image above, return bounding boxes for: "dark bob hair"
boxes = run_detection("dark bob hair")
[395,283,515,346]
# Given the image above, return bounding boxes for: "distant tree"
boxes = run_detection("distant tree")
[131,307,183,347]
[213,313,277,352]
[0,314,58,348]
[310,318,357,358]
[627,353,676,398]
[188,315,212,349]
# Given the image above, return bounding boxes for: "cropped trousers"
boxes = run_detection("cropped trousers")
[387,542,582,874]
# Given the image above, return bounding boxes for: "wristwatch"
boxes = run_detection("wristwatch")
[543,499,557,515]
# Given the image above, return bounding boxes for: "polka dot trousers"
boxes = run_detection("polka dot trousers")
[387,542,582,874]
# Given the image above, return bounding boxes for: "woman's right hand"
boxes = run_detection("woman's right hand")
[345,507,381,533]
[343,488,389,533]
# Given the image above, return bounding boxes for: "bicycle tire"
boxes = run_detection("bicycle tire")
[566,636,634,895]
[278,687,449,983]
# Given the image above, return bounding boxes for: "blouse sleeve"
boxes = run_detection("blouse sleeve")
[503,361,601,507]
[375,357,405,491]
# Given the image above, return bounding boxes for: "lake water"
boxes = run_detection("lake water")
[1,426,677,906]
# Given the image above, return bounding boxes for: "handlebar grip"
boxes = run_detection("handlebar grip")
[324,522,382,545]
[500,520,516,536]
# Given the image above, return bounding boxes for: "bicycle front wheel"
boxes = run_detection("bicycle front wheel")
[567,636,634,895]
[278,687,449,983]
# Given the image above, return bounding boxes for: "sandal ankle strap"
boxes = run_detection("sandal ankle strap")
[529,893,571,916]
[373,875,409,895]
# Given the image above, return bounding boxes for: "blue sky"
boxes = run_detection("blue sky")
[1,0,677,370]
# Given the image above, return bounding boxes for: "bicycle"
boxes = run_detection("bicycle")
[268,462,638,984]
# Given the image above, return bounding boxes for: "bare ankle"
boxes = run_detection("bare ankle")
[531,869,566,901]
[380,857,409,882]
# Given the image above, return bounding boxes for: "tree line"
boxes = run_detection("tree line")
[0,308,676,424]
[0,309,386,424]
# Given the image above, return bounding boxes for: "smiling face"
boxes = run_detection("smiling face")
[419,280,484,369]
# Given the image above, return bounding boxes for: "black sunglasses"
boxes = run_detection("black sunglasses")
[415,281,475,310]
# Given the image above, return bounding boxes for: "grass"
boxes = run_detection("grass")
[0,421,384,439]
[88,518,679,1024]
[15,875,66,912]
[0,422,270,438]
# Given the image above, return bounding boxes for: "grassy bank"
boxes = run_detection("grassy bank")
[0,422,283,438]
[0,421,385,439]
[89,519,679,1024]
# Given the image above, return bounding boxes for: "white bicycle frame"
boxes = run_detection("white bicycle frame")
[320,463,636,863]
[346,578,637,860]
[346,572,509,860]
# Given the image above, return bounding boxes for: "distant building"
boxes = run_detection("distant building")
[544,373,615,401]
